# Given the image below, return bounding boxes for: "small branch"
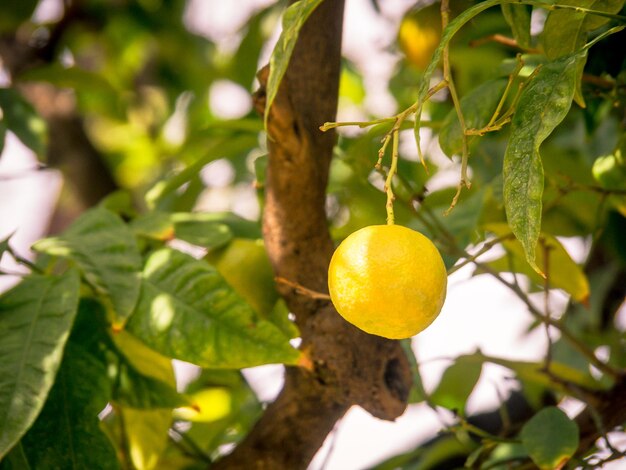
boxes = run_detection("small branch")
[275,277,331,300]
[469,34,540,54]
[465,54,524,137]
[446,235,514,276]
[399,193,622,381]
[442,0,470,216]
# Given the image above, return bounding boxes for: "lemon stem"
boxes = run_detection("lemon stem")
[385,131,399,225]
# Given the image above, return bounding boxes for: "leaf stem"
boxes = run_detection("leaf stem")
[385,131,399,225]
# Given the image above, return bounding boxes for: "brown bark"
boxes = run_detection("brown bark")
[214,1,411,468]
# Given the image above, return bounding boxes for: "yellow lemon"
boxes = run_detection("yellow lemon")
[398,2,442,71]
[328,225,447,339]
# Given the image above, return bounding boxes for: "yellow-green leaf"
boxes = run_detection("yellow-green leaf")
[483,223,590,303]
[120,408,171,470]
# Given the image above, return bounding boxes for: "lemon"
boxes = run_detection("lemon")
[328,225,447,339]
[398,2,442,71]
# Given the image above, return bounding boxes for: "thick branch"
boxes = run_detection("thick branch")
[214,1,411,468]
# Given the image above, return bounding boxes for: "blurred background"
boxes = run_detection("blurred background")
[1,0,625,468]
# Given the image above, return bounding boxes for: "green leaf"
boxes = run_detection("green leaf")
[171,220,232,249]
[503,53,584,273]
[501,4,532,49]
[264,0,324,127]
[400,339,427,404]
[20,340,119,470]
[439,79,508,158]
[593,151,626,191]
[0,270,80,459]
[126,248,300,368]
[543,0,625,60]
[33,207,142,326]
[171,212,261,239]
[254,154,268,187]
[429,356,482,414]
[520,407,579,470]
[0,88,46,156]
[483,223,590,303]
[130,212,175,240]
[132,211,261,242]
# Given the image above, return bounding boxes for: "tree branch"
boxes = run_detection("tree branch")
[214,1,411,468]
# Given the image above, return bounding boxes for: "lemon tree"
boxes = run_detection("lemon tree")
[328,225,447,339]
[1,0,626,469]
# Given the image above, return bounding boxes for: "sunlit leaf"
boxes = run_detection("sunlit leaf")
[174,388,231,422]
[107,338,187,410]
[264,0,324,127]
[181,369,262,455]
[0,270,80,459]
[33,207,142,326]
[119,408,171,470]
[126,248,300,368]
[131,212,176,240]
[520,407,579,470]
[503,52,584,273]
[172,220,232,249]
[483,223,590,303]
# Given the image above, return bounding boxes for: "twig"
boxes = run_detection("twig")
[442,0,470,216]
[446,235,513,275]
[275,277,331,300]
[469,33,540,53]
[541,238,554,369]
[399,193,622,380]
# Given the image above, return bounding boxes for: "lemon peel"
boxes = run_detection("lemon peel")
[328,225,447,339]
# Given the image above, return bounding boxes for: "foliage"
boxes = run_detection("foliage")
[1,0,625,468]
